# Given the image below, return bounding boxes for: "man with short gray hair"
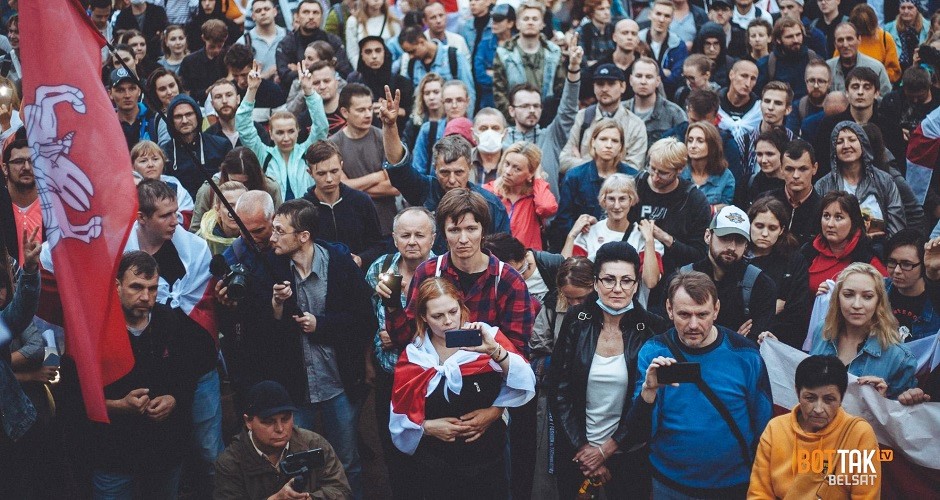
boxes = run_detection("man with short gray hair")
[378,91,510,253]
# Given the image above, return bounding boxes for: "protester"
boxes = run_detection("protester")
[549,242,670,498]
[483,142,557,250]
[682,121,736,209]
[747,355,882,499]
[882,230,940,341]
[130,140,195,227]
[191,147,282,233]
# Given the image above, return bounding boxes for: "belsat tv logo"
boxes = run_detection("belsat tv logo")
[793,448,892,486]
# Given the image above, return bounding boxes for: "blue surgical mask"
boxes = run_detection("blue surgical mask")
[596,298,634,316]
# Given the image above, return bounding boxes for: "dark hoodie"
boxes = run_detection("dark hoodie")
[162,94,234,197]
[347,36,415,131]
[692,23,735,89]
[301,183,387,267]
[184,0,242,52]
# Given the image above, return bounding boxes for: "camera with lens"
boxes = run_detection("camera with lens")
[279,448,325,492]
[210,254,251,301]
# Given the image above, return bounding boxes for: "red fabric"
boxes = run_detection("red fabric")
[21,0,137,423]
[806,230,886,292]
[391,331,519,425]
[482,178,558,250]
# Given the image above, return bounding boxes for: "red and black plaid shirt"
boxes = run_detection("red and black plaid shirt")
[386,252,539,358]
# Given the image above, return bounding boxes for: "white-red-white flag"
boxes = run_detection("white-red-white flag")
[21,0,137,423]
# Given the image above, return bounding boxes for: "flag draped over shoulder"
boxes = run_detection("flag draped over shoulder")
[20,0,138,422]
[906,105,940,206]
[761,339,940,498]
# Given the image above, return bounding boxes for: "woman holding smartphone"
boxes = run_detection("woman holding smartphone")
[390,277,535,499]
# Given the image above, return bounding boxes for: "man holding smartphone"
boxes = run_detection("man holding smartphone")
[627,271,772,499]
[214,380,351,500]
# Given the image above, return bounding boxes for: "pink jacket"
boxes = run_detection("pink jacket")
[484,178,558,250]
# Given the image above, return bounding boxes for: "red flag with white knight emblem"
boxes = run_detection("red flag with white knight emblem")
[21,0,136,423]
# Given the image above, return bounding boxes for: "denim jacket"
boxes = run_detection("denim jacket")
[1,269,40,441]
[811,333,917,399]
[885,278,940,342]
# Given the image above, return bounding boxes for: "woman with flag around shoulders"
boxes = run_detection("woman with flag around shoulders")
[389,277,535,499]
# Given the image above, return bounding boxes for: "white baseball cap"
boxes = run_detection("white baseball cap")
[709,206,751,242]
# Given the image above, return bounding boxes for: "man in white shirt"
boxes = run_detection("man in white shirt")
[423,1,470,55]
[731,0,774,30]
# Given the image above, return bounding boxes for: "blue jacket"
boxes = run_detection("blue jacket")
[405,40,476,110]
[162,94,234,197]
[384,148,511,254]
[554,160,639,238]
[756,44,820,100]
[811,332,917,399]
[639,28,688,97]
[0,269,39,441]
[462,16,497,86]
[629,327,772,495]
[412,118,448,175]
[679,166,736,206]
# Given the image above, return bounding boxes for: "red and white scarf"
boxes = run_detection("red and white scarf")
[389,323,536,455]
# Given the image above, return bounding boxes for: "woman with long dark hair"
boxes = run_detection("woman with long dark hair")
[747,196,812,348]
[347,36,414,130]
[190,147,282,232]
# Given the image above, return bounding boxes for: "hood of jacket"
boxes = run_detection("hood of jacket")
[355,36,394,95]
[692,22,729,62]
[166,94,203,133]
[828,120,876,178]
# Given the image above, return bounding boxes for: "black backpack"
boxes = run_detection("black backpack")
[680,263,762,317]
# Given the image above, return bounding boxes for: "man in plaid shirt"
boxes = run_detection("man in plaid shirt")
[385,189,537,355]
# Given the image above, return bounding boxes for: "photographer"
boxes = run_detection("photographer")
[266,199,376,499]
[214,380,351,500]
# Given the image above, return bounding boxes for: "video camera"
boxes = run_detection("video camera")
[210,254,251,301]
[279,448,325,492]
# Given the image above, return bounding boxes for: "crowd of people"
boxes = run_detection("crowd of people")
[1,0,940,497]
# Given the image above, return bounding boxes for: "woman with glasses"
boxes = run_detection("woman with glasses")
[882,229,940,341]
[548,242,669,498]
[411,79,471,175]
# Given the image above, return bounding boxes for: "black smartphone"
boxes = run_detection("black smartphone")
[657,362,701,384]
[280,448,325,475]
[445,328,483,348]
[381,273,403,307]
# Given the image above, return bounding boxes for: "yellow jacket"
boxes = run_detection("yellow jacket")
[858,29,901,83]
[748,405,882,500]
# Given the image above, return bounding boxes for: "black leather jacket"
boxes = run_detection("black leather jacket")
[546,296,669,456]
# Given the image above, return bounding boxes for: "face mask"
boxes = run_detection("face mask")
[476,130,504,153]
[596,298,634,316]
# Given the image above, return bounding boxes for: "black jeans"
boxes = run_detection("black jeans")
[509,397,538,500]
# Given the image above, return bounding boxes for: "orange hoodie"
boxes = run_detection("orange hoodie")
[748,405,882,500]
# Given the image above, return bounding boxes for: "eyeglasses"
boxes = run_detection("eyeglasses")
[597,276,637,290]
[7,158,32,167]
[515,260,530,276]
[806,78,829,87]
[885,260,922,271]
[271,228,300,238]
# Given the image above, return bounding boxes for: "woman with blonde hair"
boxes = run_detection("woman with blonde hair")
[130,140,196,227]
[886,0,930,69]
[483,142,557,250]
[848,4,902,82]
[404,72,445,157]
[390,277,535,498]
[765,263,917,399]
[681,121,734,210]
[563,174,663,304]
[345,0,401,66]
[555,120,639,247]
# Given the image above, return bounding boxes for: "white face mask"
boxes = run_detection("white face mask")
[476,130,504,153]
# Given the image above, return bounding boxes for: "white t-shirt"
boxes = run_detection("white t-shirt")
[843,180,884,226]
[573,220,626,260]
[585,352,628,446]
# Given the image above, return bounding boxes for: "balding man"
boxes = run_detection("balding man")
[799,90,848,140]
[717,60,762,140]
[216,190,280,408]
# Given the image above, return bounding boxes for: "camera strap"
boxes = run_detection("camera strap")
[662,333,754,465]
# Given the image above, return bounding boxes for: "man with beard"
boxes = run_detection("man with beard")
[0,138,40,265]
[204,79,272,148]
[786,60,831,135]
[276,0,353,90]
[756,17,819,99]
[162,93,233,197]
[661,205,777,337]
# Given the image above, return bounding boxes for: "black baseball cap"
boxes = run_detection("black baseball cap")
[491,4,516,22]
[707,0,733,9]
[244,381,298,418]
[110,67,137,88]
[593,63,626,82]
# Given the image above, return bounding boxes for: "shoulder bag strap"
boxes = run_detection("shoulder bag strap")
[663,333,754,464]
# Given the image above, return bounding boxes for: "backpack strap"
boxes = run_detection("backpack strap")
[408,57,417,82]
[740,264,761,317]
[578,105,598,147]
[426,120,439,166]
[447,47,458,79]
[798,96,810,120]
[496,260,504,294]
[262,152,274,173]
[662,333,754,465]
[434,255,445,277]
